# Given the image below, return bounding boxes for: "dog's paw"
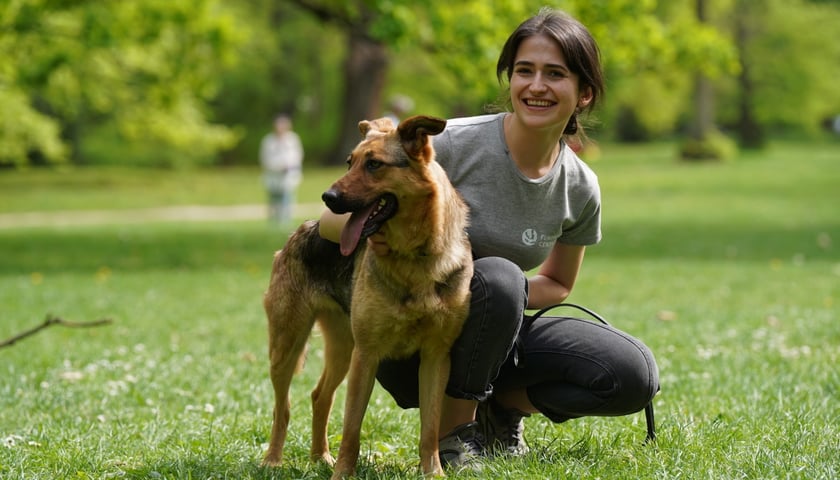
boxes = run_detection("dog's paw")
[311,451,336,467]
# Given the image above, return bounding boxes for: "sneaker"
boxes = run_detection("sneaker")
[476,397,530,456]
[438,421,484,470]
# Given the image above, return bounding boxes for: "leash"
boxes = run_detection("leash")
[526,303,657,444]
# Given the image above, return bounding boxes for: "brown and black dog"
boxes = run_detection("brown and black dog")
[261,115,472,478]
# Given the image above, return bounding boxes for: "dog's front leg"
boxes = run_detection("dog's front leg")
[418,348,451,477]
[330,348,378,480]
[310,314,355,465]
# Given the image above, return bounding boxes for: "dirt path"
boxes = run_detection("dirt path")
[0,203,326,229]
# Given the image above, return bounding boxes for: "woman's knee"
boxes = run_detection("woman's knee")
[616,336,660,410]
[446,257,527,400]
[471,257,527,318]
[586,329,659,416]
[518,317,659,420]
[474,256,526,294]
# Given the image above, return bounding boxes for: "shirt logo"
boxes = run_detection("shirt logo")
[521,228,538,246]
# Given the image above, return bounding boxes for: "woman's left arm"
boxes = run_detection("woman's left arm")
[526,242,586,309]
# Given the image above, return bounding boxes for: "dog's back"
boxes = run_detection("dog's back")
[264,220,355,317]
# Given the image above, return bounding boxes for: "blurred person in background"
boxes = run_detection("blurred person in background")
[260,114,303,225]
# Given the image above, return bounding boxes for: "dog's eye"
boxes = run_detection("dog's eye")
[365,159,384,172]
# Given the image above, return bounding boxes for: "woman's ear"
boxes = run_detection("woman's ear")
[578,86,594,109]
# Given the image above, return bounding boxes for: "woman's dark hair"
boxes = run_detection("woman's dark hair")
[495,8,605,136]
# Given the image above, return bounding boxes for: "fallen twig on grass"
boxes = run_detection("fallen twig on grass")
[0,315,113,349]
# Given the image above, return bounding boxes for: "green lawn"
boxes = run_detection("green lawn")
[0,165,345,213]
[1,141,838,479]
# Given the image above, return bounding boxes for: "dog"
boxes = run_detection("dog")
[261,115,473,478]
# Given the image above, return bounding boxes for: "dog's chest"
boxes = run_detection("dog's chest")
[354,307,452,359]
[351,276,466,358]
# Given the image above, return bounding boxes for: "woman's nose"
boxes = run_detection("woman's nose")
[529,74,548,93]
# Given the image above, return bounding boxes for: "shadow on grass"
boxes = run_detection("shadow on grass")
[597,220,838,263]
[0,222,289,274]
[1,219,836,275]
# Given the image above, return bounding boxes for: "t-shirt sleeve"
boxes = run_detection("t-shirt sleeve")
[557,181,602,246]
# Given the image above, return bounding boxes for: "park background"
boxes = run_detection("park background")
[1,1,839,479]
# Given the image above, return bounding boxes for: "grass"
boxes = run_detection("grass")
[0,165,346,213]
[1,141,838,479]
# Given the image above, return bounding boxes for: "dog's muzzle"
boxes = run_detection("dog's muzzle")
[322,190,397,256]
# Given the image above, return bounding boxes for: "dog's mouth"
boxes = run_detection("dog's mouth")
[339,194,398,256]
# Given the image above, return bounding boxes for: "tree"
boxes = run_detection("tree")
[284,1,391,164]
[678,0,738,161]
[0,0,242,167]
[727,0,840,137]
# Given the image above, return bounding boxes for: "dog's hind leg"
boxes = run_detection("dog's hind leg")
[309,308,353,465]
[262,303,314,467]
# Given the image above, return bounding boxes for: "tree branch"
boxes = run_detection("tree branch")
[0,315,113,349]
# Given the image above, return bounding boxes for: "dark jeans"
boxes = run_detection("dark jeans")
[376,256,660,423]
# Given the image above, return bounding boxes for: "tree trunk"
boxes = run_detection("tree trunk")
[680,0,737,161]
[326,32,389,165]
[734,0,765,148]
[689,0,714,142]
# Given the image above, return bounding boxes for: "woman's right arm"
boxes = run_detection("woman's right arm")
[318,209,349,243]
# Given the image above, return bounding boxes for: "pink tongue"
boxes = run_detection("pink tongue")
[339,204,377,256]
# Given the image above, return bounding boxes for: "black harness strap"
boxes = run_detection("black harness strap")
[526,303,657,444]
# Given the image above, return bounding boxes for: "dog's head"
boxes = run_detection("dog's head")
[322,115,447,256]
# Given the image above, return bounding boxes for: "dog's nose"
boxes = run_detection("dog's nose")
[322,189,340,207]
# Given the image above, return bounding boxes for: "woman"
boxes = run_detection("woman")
[321,8,659,468]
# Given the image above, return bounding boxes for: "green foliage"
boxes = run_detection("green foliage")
[595,0,740,140]
[0,88,68,166]
[578,0,738,77]
[737,0,840,132]
[0,0,243,167]
[4,0,839,167]
[212,1,347,166]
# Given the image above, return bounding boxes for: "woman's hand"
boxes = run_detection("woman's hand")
[318,209,350,243]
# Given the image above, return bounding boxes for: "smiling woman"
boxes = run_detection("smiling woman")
[495,7,604,161]
[503,33,591,178]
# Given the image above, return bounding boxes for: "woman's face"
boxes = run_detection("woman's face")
[509,34,592,134]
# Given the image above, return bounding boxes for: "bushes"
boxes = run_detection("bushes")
[678,130,738,161]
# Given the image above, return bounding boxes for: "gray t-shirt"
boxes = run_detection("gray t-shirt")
[433,113,601,271]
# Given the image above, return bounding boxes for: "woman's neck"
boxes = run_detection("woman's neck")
[503,114,563,179]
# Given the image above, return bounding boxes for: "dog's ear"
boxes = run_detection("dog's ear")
[397,115,447,160]
[358,120,373,137]
[359,118,396,138]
